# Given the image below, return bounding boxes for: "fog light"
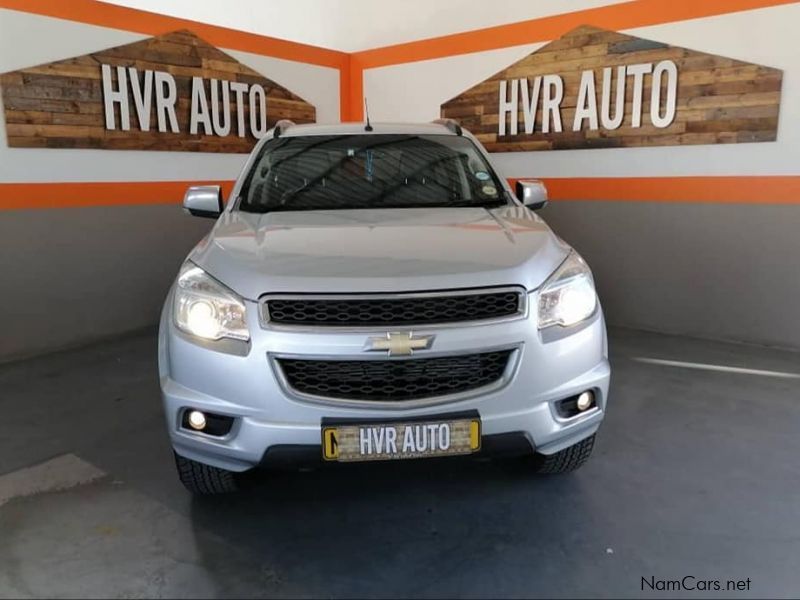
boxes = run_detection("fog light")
[181,410,235,436]
[576,391,594,411]
[187,410,207,430]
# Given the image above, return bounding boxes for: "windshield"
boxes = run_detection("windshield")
[238,134,508,213]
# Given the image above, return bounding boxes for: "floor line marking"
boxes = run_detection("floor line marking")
[632,357,800,379]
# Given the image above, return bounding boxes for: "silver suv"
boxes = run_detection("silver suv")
[159,120,610,494]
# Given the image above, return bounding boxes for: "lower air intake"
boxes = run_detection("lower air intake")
[276,350,513,402]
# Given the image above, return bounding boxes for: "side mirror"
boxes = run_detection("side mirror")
[184,185,223,218]
[515,179,548,210]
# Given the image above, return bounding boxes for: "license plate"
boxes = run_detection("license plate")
[321,418,481,462]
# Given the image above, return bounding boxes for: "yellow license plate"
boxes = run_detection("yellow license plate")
[322,418,481,462]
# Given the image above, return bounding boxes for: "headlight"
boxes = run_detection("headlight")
[174,263,249,341]
[537,251,597,329]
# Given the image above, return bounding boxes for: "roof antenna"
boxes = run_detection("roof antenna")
[364,98,373,132]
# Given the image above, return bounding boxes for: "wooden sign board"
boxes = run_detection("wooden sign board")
[0,30,316,152]
[441,26,782,152]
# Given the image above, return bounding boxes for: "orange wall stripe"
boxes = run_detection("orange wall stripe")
[1,177,798,210]
[512,177,800,204]
[339,66,353,122]
[346,0,798,120]
[0,181,235,210]
[344,55,365,123]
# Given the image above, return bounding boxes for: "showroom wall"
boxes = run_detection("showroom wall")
[1,0,799,361]
[358,1,800,349]
[0,3,346,360]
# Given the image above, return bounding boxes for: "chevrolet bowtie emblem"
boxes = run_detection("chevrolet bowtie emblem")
[365,332,435,356]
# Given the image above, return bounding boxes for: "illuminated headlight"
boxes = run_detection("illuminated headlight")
[537,251,597,329]
[174,263,249,341]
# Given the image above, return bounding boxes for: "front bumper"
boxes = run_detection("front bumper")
[159,289,610,472]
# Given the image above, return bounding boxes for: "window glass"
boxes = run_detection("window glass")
[239,134,507,212]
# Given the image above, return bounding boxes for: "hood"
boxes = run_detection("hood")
[189,206,570,300]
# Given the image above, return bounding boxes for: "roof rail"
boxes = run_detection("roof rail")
[432,118,463,136]
[273,119,296,138]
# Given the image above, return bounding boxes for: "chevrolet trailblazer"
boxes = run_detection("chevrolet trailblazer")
[159,119,609,494]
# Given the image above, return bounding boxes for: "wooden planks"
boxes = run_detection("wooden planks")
[441,26,782,152]
[0,30,316,153]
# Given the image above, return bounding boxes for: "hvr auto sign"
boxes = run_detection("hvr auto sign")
[498,60,678,136]
[0,30,315,152]
[440,25,782,152]
[101,64,269,138]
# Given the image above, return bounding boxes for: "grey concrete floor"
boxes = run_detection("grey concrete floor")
[0,327,798,599]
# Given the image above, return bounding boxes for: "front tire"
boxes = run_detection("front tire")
[531,433,596,474]
[174,452,239,494]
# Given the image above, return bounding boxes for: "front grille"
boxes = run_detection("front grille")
[263,289,523,327]
[277,350,513,402]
